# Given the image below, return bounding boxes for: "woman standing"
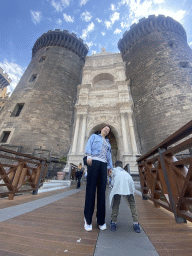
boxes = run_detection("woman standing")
[75,163,84,189]
[84,125,113,231]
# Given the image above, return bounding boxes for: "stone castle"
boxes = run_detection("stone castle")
[0,15,192,174]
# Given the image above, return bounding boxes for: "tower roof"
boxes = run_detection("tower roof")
[32,29,89,62]
[118,15,187,56]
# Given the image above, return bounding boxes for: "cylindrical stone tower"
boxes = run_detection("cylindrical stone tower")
[0,29,88,157]
[118,15,192,154]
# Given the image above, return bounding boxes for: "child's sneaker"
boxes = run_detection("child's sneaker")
[133,223,141,233]
[110,220,116,231]
[99,223,107,230]
[84,218,92,231]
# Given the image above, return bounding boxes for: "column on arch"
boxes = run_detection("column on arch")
[71,115,81,153]
[127,112,138,155]
[120,112,130,154]
[79,115,87,153]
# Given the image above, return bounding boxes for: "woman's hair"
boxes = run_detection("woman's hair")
[100,125,111,138]
[78,163,82,169]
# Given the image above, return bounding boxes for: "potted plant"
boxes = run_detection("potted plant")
[57,156,67,180]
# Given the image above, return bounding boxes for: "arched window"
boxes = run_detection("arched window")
[92,73,115,87]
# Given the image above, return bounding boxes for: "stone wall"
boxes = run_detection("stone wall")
[118,15,192,154]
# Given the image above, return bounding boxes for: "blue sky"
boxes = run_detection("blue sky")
[0,0,192,93]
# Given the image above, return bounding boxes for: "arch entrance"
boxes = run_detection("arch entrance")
[65,51,140,175]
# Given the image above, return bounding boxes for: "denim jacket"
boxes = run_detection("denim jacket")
[85,134,113,170]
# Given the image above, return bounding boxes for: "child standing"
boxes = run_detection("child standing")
[109,161,141,233]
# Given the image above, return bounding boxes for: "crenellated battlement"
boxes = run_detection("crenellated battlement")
[118,15,187,57]
[32,29,89,61]
[0,67,12,89]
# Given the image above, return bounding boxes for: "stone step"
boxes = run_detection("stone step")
[43,180,71,187]
[38,186,68,194]
[38,180,71,193]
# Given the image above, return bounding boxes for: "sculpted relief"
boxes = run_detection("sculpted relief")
[87,115,119,130]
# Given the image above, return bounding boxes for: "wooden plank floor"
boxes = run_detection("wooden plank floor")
[0,187,192,255]
[0,188,99,256]
[0,186,76,209]
[135,194,192,256]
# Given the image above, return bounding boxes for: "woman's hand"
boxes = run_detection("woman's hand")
[87,158,92,166]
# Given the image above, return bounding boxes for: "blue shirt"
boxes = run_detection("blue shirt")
[85,134,113,170]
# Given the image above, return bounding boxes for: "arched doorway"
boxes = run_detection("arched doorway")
[88,123,119,166]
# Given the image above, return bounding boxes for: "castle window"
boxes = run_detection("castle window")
[29,74,38,82]
[11,103,25,117]
[179,61,190,68]
[39,56,46,62]
[1,131,11,143]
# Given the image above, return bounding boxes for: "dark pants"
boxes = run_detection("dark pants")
[84,160,107,225]
[77,177,81,188]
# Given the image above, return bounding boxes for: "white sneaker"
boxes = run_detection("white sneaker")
[99,223,107,230]
[84,218,92,231]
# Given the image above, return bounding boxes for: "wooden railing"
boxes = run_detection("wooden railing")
[0,147,49,200]
[137,120,192,223]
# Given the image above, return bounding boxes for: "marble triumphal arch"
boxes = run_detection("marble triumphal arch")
[66,50,140,174]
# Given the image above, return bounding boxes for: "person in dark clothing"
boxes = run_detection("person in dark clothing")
[75,163,84,189]
[84,125,113,231]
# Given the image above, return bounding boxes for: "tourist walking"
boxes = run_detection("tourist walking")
[84,125,113,231]
[109,161,141,233]
[75,163,84,189]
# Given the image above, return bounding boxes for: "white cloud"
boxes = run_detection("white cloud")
[92,50,97,55]
[51,0,63,12]
[189,42,192,46]
[105,11,120,29]
[30,10,42,24]
[114,28,122,34]
[0,59,26,93]
[63,13,74,22]
[111,4,116,11]
[86,41,93,48]
[154,0,165,4]
[153,9,186,23]
[101,32,105,36]
[120,0,186,25]
[56,18,62,25]
[110,12,120,24]
[61,0,72,7]
[81,22,95,40]
[105,21,112,29]
[80,0,90,6]
[81,11,92,22]
[96,18,102,23]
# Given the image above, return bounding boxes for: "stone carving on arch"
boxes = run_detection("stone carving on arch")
[92,73,115,87]
[87,115,120,136]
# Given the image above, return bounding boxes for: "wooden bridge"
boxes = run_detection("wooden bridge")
[0,120,192,255]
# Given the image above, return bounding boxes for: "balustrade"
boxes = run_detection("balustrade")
[137,120,192,223]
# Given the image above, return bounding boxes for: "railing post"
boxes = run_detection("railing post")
[32,160,45,195]
[158,148,186,223]
[138,161,148,200]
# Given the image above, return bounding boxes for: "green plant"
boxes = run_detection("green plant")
[59,156,67,163]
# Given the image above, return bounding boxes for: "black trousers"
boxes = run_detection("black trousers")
[77,177,81,188]
[84,160,107,225]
